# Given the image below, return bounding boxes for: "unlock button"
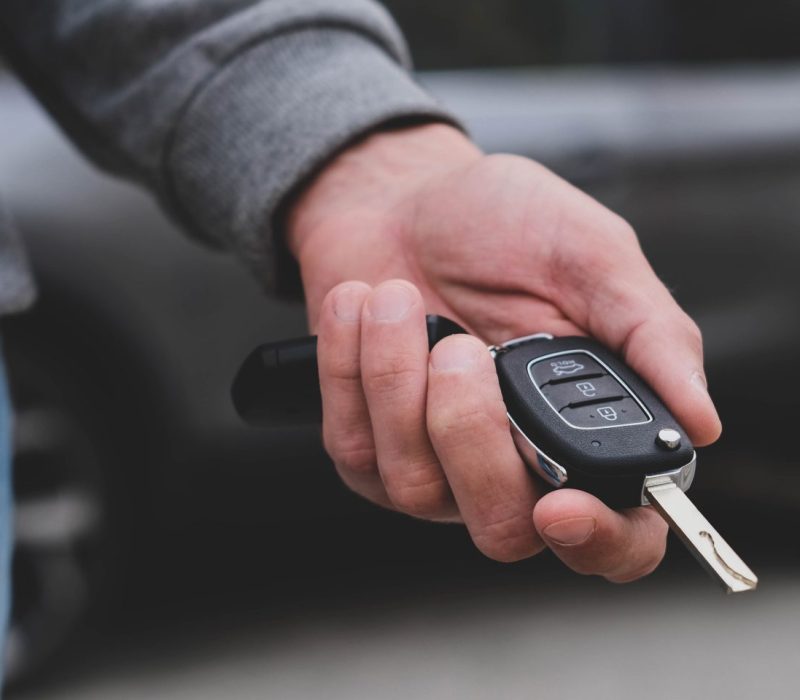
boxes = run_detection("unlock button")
[541,375,627,410]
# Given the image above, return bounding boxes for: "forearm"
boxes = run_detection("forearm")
[0,0,458,292]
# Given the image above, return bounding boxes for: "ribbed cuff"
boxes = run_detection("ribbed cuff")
[165,27,460,296]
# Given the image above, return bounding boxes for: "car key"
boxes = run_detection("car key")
[232,315,757,593]
[491,331,757,593]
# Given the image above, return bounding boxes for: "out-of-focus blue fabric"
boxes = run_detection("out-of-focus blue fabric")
[0,346,12,692]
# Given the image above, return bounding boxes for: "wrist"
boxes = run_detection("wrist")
[286,123,482,259]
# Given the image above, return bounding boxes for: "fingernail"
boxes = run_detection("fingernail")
[368,283,415,322]
[333,286,365,322]
[542,517,596,546]
[430,339,480,372]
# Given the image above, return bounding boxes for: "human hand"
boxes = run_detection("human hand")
[286,123,721,581]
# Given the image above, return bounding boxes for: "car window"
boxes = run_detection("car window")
[382,0,800,69]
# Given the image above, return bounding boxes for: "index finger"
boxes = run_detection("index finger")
[427,334,545,562]
[554,220,721,446]
[589,271,720,446]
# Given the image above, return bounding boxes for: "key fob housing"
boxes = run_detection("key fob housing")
[494,336,696,508]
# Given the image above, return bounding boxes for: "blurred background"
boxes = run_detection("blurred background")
[1,0,799,697]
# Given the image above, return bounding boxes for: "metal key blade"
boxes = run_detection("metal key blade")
[645,481,758,593]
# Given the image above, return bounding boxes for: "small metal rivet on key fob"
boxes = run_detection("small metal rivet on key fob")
[232,316,758,593]
[492,332,758,593]
[657,428,682,450]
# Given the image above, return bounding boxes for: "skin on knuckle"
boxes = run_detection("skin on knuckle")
[484,396,512,433]
[473,529,541,563]
[595,210,639,249]
[614,216,638,242]
[321,352,361,383]
[471,510,542,563]
[682,315,704,352]
[427,402,489,451]
[325,432,376,476]
[385,467,451,518]
[334,450,377,477]
[362,360,421,398]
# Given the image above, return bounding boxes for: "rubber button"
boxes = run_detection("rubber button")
[560,398,649,428]
[542,375,627,410]
[530,353,606,387]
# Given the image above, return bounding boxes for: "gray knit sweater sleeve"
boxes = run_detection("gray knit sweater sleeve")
[0,0,459,294]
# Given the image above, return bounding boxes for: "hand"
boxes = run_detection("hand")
[286,123,721,581]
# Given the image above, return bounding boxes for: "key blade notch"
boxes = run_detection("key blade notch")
[645,482,758,594]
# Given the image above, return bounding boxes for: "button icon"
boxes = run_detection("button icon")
[531,354,606,388]
[575,381,597,398]
[597,406,618,421]
[561,398,648,429]
[550,359,585,376]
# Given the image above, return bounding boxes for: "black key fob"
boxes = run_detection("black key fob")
[232,316,695,509]
[492,333,695,509]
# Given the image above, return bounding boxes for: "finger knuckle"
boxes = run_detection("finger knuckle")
[427,403,496,451]
[682,315,704,349]
[471,511,544,563]
[385,461,452,518]
[613,216,638,242]
[362,360,421,398]
[325,434,377,476]
[322,353,361,383]
[594,211,639,249]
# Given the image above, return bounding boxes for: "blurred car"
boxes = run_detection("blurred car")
[1,3,800,685]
